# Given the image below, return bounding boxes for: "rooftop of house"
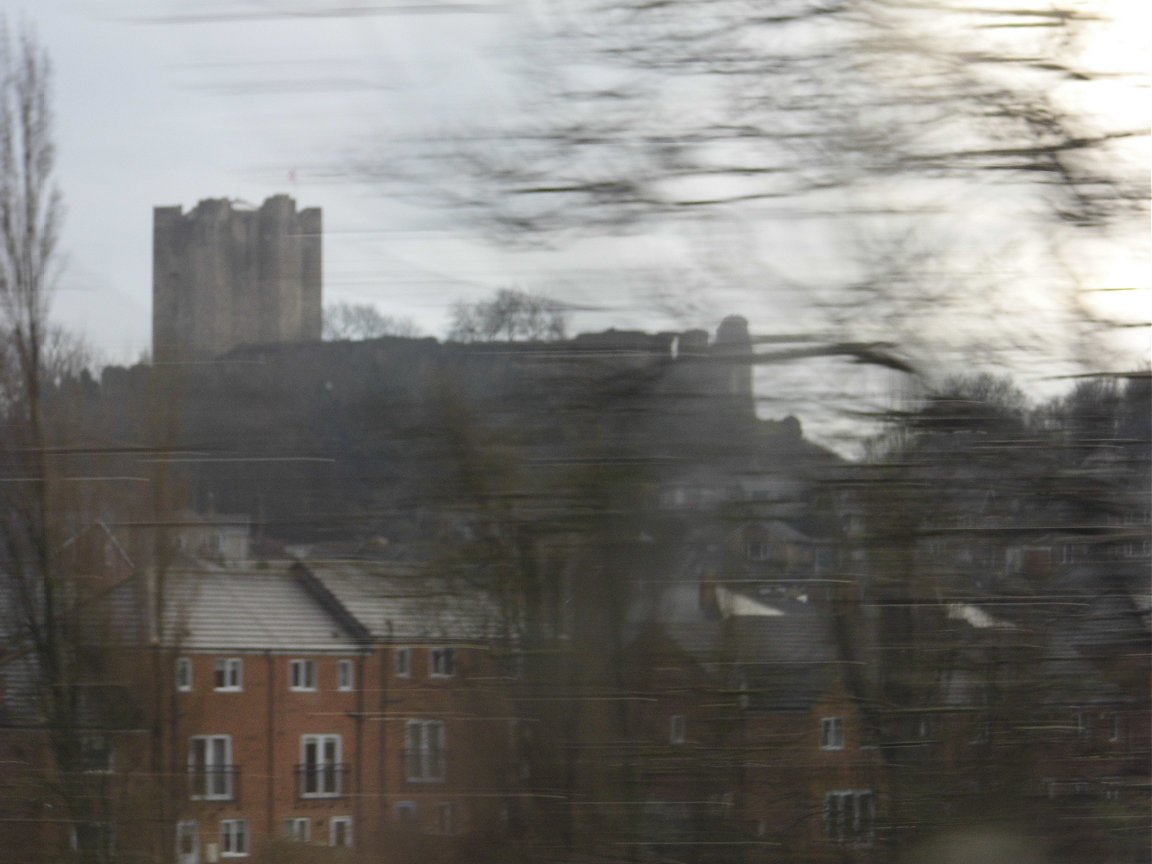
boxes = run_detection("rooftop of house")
[159,559,364,652]
[301,559,511,644]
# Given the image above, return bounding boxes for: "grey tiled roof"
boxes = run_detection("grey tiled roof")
[727,604,841,711]
[304,562,512,643]
[159,561,364,652]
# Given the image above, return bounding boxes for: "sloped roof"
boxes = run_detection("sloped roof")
[159,561,364,652]
[304,561,511,643]
[1035,639,1124,705]
[727,603,841,711]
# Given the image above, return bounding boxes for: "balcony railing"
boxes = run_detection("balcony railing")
[187,765,240,801]
[295,763,349,799]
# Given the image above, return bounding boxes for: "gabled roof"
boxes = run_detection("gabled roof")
[303,561,511,643]
[727,602,841,712]
[159,560,365,652]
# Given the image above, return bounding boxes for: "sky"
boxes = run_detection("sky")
[12,0,761,363]
[1,0,1147,452]
[9,0,539,361]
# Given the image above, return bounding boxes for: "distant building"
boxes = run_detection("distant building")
[152,195,322,362]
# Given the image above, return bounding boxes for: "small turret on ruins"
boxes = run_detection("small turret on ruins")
[152,195,322,362]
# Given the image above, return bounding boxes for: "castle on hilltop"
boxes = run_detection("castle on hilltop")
[152,195,322,362]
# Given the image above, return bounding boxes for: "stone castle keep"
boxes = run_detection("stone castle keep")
[152,195,322,362]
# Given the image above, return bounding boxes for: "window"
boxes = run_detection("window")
[405,719,446,782]
[214,658,242,691]
[395,801,417,823]
[1123,541,1148,558]
[1075,711,1093,738]
[71,822,114,857]
[815,546,840,573]
[970,719,990,744]
[220,820,249,857]
[1108,713,1121,743]
[915,715,931,739]
[395,647,411,677]
[189,736,234,800]
[300,735,342,797]
[437,802,456,836]
[330,817,353,848]
[820,717,844,750]
[80,734,113,773]
[746,541,770,561]
[500,652,524,679]
[825,790,874,846]
[670,714,687,745]
[284,818,310,842]
[290,659,317,691]
[176,657,193,692]
[430,647,455,677]
[338,659,354,691]
[176,821,199,863]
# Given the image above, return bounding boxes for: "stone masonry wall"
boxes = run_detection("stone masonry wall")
[153,195,322,362]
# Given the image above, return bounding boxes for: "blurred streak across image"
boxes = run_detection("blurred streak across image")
[0,3,1148,864]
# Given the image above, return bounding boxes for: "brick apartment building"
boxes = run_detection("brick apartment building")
[150,549,522,864]
[160,560,370,861]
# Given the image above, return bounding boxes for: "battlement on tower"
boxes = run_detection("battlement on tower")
[152,195,322,362]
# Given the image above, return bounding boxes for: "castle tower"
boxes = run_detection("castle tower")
[152,195,322,362]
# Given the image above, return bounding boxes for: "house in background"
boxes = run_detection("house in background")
[158,559,371,862]
[298,554,522,860]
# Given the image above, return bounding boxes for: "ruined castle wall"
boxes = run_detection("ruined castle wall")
[298,207,323,341]
[152,195,322,362]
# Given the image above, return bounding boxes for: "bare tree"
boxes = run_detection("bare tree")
[447,288,567,342]
[401,0,1141,234]
[385,0,1144,379]
[322,301,421,341]
[0,21,122,864]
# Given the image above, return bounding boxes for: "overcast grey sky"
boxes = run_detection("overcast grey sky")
[12,1,523,359]
[12,0,794,364]
[2,0,1146,453]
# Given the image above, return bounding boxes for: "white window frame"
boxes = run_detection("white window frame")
[338,659,354,691]
[214,658,243,692]
[745,541,770,561]
[430,647,455,678]
[1075,710,1093,738]
[300,734,342,798]
[176,657,193,692]
[189,735,234,800]
[290,659,317,692]
[330,816,353,848]
[395,646,411,678]
[175,820,199,863]
[916,715,931,739]
[220,819,249,857]
[1108,712,1121,743]
[670,714,687,745]
[820,716,845,751]
[405,719,446,782]
[824,790,874,847]
[284,817,310,842]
